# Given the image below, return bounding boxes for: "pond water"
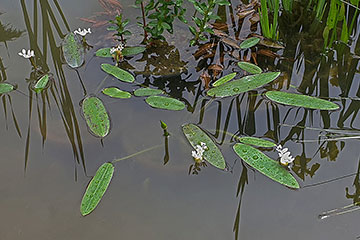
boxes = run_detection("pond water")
[0,0,360,239]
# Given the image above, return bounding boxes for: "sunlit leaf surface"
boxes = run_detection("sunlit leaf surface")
[81,96,110,138]
[61,32,84,68]
[237,62,262,74]
[182,123,226,169]
[80,162,114,216]
[101,63,135,83]
[207,72,280,97]
[237,136,276,147]
[240,37,260,49]
[102,87,131,99]
[265,91,340,110]
[145,96,185,111]
[233,143,299,188]
[213,72,236,87]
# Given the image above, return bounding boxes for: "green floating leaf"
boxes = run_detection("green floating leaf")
[80,162,114,216]
[213,72,236,87]
[237,136,276,147]
[0,83,14,94]
[182,123,226,169]
[237,62,262,74]
[233,143,299,188]
[101,63,134,83]
[95,46,146,58]
[82,96,110,138]
[102,87,131,99]
[34,74,49,93]
[265,91,340,110]
[62,32,84,68]
[134,87,164,97]
[207,72,280,98]
[122,46,146,56]
[145,96,185,111]
[240,37,260,49]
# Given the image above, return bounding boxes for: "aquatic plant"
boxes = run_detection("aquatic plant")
[18,48,36,69]
[135,0,187,43]
[259,0,279,40]
[188,0,230,45]
[108,14,131,44]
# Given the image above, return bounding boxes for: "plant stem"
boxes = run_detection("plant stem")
[111,144,163,163]
[141,2,148,41]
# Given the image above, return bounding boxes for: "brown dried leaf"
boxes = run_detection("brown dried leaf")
[257,49,280,58]
[200,71,211,89]
[220,37,240,49]
[193,43,216,59]
[237,9,255,19]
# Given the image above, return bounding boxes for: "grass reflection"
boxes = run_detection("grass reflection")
[20,0,86,175]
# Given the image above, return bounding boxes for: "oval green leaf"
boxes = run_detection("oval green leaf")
[237,136,276,147]
[134,87,164,97]
[96,46,146,58]
[102,87,131,99]
[265,91,340,110]
[34,74,49,93]
[61,32,84,68]
[101,63,134,83]
[207,72,280,98]
[80,162,114,216]
[213,72,236,87]
[182,123,226,169]
[81,96,110,138]
[0,83,14,94]
[145,96,185,111]
[122,46,146,56]
[233,143,299,188]
[237,62,262,74]
[240,37,260,49]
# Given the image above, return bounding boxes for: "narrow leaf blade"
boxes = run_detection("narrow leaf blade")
[102,87,131,99]
[213,72,236,87]
[0,83,14,94]
[101,63,135,83]
[145,96,185,110]
[240,37,260,49]
[80,163,114,216]
[134,87,164,97]
[182,123,226,169]
[237,62,262,74]
[233,143,299,188]
[237,136,276,147]
[265,91,340,110]
[207,72,280,98]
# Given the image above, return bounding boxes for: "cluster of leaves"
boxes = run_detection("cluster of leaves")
[188,0,230,45]
[108,14,132,44]
[135,0,187,41]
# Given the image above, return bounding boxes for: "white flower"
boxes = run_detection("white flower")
[18,49,34,59]
[275,144,295,166]
[74,28,91,36]
[191,142,208,163]
[110,43,124,54]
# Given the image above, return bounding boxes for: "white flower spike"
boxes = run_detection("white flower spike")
[110,43,124,54]
[275,144,295,167]
[18,49,35,59]
[191,142,208,163]
[74,28,91,37]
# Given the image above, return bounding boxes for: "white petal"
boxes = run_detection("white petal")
[22,49,26,54]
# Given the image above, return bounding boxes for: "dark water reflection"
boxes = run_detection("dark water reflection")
[0,0,360,239]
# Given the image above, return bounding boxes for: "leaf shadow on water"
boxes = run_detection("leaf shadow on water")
[20,0,87,177]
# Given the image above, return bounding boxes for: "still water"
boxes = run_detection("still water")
[0,0,360,239]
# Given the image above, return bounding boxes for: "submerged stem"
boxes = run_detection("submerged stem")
[112,144,163,163]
